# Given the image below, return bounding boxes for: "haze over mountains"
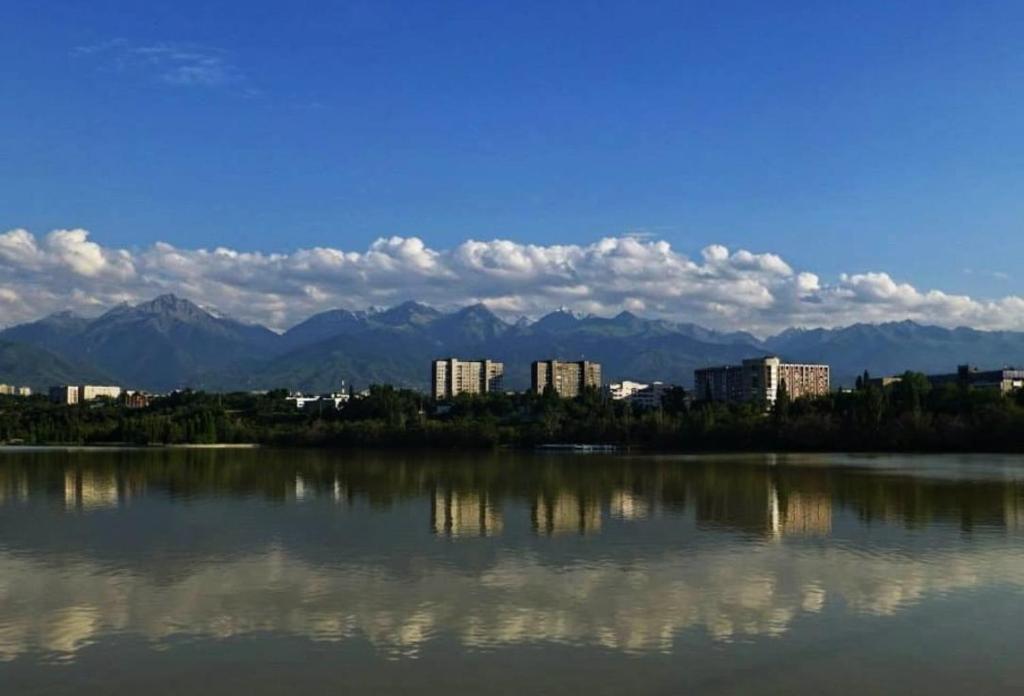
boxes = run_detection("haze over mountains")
[3,294,1024,393]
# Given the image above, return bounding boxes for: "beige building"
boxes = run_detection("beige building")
[431,358,504,400]
[0,385,31,396]
[80,385,123,401]
[531,360,602,397]
[695,356,829,406]
[49,384,124,405]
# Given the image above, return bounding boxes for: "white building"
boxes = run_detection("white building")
[630,382,677,409]
[606,380,678,409]
[286,392,351,409]
[605,380,649,401]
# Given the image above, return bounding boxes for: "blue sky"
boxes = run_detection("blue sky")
[2,1,1024,329]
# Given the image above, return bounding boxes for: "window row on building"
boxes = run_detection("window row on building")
[431,359,602,400]
[694,357,830,406]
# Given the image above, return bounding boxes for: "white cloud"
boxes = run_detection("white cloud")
[73,40,244,88]
[1,227,1024,334]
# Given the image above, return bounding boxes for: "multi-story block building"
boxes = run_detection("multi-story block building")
[927,365,1024,394]
[49,385,80,405]
[0,385,31,397]
[531,360,601,397]
[695,356,829,406]
[694,364,744,403]
[431,358,504,400]
[50,384,124,405]
[79,385,123,401]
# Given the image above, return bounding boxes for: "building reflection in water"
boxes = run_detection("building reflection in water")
[770,487,832,537]
[0,470,29,504]
[698,472,832,538]
[532,492,601,536]
[63,470,132,511]
[609,489,649,520]
[431,489,503,537]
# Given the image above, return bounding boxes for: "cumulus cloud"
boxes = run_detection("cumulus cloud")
[1,228,1024,334]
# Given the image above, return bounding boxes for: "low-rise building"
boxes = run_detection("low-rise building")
[531,360,602,397]
[605,380,648,401]
[630,382,677,409]
[122,391,151,409]
[0,385,31,397]
[605,380,679,409]
[928,365,1024,394]
[285,392,351,409]
[695,357,829,406]
[431,358,504,400]
[79,385,123,401]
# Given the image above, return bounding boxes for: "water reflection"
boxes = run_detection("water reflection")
[0,449,1023,669]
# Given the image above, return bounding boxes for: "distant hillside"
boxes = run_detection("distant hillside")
[4,295,1024,392]
[0,295,280,391]
[0,341,112,391]
[765,321,1024,385]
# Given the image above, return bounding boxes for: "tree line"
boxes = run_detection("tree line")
[2,373,1024,451]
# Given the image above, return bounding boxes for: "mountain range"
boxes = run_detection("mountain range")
[3,294,1024,393]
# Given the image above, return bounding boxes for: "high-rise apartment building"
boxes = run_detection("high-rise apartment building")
[695,356,829,406]
[531,360,602,397]
[49,385,79,405]
[431,358,504,400]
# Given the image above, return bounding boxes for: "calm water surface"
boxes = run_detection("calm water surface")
[2,449,1024,694]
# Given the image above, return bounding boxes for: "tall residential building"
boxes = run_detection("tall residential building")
[531,360,602,397]
[693,364,744,403]
[694,356,829,406]
[50,385,79,405]
[431,358,504,400]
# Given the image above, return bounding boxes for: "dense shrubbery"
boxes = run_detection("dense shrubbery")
[3,373,1024,451]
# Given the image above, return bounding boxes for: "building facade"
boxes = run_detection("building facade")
[49,385,80,405]
[79,385,123,401]
[531,360,602,397]
[605,380,648,401]
[694,364,744,403]
[927,365,1024,394]
[695,356,829,406]
[0,385,31,396]
[50,385,123,405]
[431,358,504,400]
[605,380,677,409]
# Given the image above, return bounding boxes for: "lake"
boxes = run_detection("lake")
[2,448,1024,694]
